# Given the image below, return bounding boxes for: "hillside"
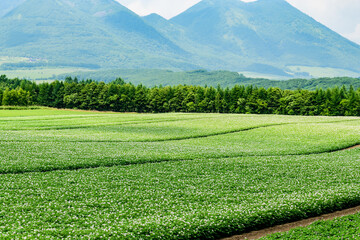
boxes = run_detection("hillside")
[0,0,196,70]
[168,0,360,74]
[0,0,359,78]
[0,0,26,17]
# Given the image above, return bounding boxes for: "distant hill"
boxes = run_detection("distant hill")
[0,0,360,78]
[55,69,360,90]
[57,69,244,86]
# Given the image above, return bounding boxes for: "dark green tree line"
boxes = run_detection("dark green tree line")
[1,75,360,116]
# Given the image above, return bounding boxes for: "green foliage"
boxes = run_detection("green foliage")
[1,112,360,174]
[263,213,360,239]
[1,110,360,239]
[55,69,360,90]
[2,154,360,239]
[3,74,360,116]
[1,87,31,106]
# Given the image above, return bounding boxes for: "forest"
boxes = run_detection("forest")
[55,69,360,90]
[1,75,360,116]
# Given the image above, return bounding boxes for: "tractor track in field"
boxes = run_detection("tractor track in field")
[220,205,360,240]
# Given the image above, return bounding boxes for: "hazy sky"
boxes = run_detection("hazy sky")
[116,0,360,44]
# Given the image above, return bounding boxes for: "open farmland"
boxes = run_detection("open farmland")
[1,108,360,239]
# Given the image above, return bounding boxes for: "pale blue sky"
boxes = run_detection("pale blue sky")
[116,0,360,44]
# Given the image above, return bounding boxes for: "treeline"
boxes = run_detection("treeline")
[55,69,360,90]
[1,75,360,116]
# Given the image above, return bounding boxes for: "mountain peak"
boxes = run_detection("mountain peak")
[3,0,132,19]
[0,0,194,69]
[143,13,166,21]
[0,0,359,76]
[169,0,360,72]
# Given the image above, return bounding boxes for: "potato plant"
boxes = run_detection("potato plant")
[1,109,360,239]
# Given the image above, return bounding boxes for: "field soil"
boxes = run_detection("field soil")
[344,144,360,150]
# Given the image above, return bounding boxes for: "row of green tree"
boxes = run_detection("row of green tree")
[1,75,360,116]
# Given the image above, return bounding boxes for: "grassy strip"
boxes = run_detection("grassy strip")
[262,212,360,239]
[1,153,360,239]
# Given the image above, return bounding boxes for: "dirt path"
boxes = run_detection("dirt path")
[343,144,360,150]
[221,205,360,240]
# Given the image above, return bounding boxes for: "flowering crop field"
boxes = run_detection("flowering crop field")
[1,108,360,239]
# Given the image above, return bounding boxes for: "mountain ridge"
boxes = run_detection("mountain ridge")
[0,0,359,77]
[168,0,360,73]
[0,0,198,70]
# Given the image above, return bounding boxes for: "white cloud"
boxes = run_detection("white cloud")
[344,24,360,44]
[116,0,256,18]
[116,0,360,44]
[116,0,201,19]
[287,0,360,44]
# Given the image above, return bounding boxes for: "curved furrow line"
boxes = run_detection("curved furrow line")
[2,117,359,137]
[1,117,359,142]
[1,144,359,176]
[0,123,290,143]
[3,116,359,131]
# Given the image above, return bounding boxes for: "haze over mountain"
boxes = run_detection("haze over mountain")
[0,0,359,77]
[168,0,360,75]
[0,0,26,17]
[0,0,196,69]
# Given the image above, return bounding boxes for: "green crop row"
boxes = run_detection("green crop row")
[1,122,360,174]
[1,152,360,239]
[2,110,360,239]
[1,110,359,143]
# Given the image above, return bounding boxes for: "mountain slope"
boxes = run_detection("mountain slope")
[0,0,196,70]
[167,0,360,74]
[0,0,359,77]
[0,0,26,17]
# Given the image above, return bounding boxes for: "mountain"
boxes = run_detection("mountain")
[0,0,359,77]
[167,0,360,74]
[0,0,196,70]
